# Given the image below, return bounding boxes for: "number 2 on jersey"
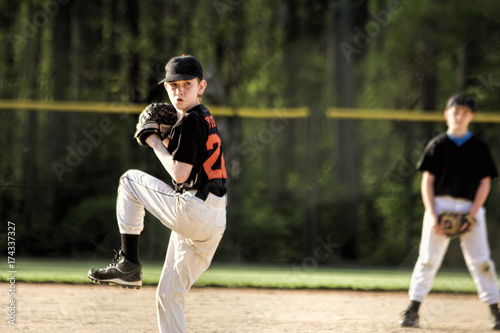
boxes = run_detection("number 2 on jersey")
[204,134,227,180]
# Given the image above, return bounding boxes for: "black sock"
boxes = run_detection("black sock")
[490,303,499,314]
[121,234,140,263]
[409,300,421,313]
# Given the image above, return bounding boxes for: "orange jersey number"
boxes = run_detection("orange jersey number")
[203,134,227,180]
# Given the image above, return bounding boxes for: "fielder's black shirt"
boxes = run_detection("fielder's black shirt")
[167,104,227,197]
[417,133,498,201]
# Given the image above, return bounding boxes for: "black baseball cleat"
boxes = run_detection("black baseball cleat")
[399,309,419,328]
[492,310,500,330]
[88,250,142,289]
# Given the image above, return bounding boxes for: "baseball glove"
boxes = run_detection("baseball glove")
[437,211,476,238]
[134,103,178,146]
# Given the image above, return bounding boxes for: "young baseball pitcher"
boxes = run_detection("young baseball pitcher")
[88,55,227,333]
[399,94,500,330]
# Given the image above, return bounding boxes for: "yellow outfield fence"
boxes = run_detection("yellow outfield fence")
[326,108,500,123]
[0,100,307,118]
[1,100,500,122]
[0,99,143,114]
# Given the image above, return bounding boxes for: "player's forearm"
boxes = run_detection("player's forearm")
[470,177,490,217]
[422,172,445,235]
[146,135,192,183]
[421,172,436,215]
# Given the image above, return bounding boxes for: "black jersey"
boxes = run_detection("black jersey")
[167,104,227,197]
[416,133,498,201]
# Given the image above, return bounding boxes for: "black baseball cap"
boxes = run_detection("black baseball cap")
[445,93,478,112]
[158,55,203,84]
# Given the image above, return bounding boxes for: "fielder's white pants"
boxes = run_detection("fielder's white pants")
[117,169,226,333]
[409,196,499,305]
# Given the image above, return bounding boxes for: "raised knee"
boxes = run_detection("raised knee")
[121,169,139,179]
[120,169,142,184]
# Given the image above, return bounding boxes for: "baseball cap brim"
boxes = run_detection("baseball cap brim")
[158,74,198,84]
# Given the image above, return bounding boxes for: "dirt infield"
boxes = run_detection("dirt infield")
[0,283,494,332]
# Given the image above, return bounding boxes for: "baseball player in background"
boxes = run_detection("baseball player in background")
[399,94,500,330]
[88,55,227,333]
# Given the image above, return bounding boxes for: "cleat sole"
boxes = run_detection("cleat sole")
[88,274,141,289]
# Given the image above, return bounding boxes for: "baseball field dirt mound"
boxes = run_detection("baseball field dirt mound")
[0,283,492,332]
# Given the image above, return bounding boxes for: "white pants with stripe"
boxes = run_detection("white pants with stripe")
[409,196,499,305]
[117,169,226,333]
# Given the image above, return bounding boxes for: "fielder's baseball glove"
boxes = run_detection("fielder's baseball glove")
[134,103,178,146]
[437,211,476,238]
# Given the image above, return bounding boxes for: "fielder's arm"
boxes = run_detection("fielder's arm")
[421,171,444,235]
[469,176,491,218]
[145,134,192,183]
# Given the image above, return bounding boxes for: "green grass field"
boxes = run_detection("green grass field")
[0,258,482,293]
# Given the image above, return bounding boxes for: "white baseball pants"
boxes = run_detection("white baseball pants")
[409,196,499,305]
[116,169,226,333]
